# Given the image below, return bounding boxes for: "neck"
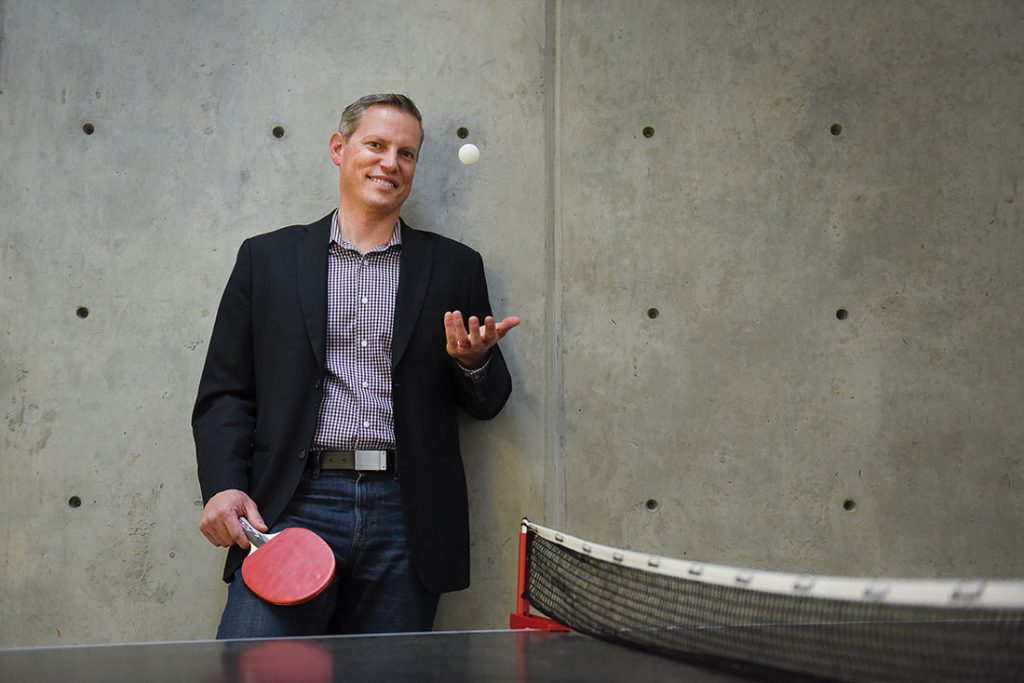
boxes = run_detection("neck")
[336,204,399,253]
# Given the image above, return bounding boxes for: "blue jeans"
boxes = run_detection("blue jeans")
[216,470,439,638]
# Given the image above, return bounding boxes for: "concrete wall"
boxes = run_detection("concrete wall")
[1,0,1021,646]
[556,0,1024,577]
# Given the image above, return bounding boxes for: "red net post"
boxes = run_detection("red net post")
[510,520,570,631]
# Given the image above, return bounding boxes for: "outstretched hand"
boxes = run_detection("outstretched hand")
[444,310,520,369]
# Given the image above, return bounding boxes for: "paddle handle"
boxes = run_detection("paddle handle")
[239,517,269,549]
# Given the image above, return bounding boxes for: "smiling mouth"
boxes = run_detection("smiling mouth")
[369,176,398,189]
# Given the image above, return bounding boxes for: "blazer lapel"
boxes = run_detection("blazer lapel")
[297,214,333,371]
[393,220,433,369]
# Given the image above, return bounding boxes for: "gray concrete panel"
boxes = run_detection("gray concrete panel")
[557,0,1023,577]
[1,0,548,645]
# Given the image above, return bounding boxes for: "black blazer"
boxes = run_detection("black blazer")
[192,212,512,593]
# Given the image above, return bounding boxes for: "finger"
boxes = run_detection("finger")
[205,516,234,548]
[232,499,266,549]
[443,311,456,341]
[495,316,522,339]
[444,312,460,353]
[466,316,482,347]
[200,504,232,547]
[243,499,267,532]
[481,316,497,346]
[230,517,251,551]
[199,522,219,547]
[219,509,245,548]
[452,311,471,348]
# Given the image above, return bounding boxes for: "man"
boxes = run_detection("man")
[193,93,519,637]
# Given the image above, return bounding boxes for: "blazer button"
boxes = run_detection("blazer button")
[315,379,322,390]
[297,449,306,460]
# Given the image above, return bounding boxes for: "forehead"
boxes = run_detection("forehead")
[352,105,423,147]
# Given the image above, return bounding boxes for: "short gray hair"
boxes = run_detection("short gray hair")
[338,93,424,147]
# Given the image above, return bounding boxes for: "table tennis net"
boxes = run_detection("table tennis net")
[520,519,1024,682]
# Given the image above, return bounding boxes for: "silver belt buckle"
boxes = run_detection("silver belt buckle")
[354,449,388,471]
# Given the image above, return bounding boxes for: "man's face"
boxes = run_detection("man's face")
[330,105,422,219]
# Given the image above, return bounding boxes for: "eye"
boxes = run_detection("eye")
[366,141,381,149]
[401,150,417,161]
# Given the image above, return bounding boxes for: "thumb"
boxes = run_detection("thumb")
[496,316,521,336]
[243,499,267,532]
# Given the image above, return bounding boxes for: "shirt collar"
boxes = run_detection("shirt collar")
[330,210,402,253]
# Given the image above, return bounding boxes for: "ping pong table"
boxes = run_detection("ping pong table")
[0,629,753,682]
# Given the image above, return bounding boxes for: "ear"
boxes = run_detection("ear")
[328,132,346,166]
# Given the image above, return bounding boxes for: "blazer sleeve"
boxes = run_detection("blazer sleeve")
[450,251,512,420]
[192,240,257,503]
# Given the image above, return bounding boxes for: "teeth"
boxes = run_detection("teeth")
[370,177,396,189]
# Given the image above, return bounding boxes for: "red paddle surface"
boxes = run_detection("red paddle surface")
[241,527,336,605]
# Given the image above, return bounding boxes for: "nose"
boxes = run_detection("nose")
[379,148,398,172]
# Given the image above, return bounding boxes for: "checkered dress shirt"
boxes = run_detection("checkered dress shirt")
[312,212,402,450]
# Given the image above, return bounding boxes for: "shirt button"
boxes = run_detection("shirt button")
[361,297,368,304]
[362,381,369,388]
[361,340,368,347]
[363,421,370,428]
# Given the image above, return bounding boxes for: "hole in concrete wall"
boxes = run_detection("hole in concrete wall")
[68,496,82,508]
[82,123,95,135]
[645,499,659,511]
[647,308,660,319]
[843,499,856,511]
[456,127,469,139]
[272,126,285,138]
[642,126,655,138]
[836,308,848,320]
[830,123,843,136]
[76,306,90,319]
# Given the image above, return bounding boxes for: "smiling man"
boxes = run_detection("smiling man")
[193,93,519,638]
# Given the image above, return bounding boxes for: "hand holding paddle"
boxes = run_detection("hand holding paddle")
[199,488,267,549]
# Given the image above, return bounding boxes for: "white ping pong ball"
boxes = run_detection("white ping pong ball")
[458,143,481,165]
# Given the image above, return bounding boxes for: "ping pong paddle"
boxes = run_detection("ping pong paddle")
[238,517,336,606]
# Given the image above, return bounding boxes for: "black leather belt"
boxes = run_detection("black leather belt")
[315,449,395,473]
